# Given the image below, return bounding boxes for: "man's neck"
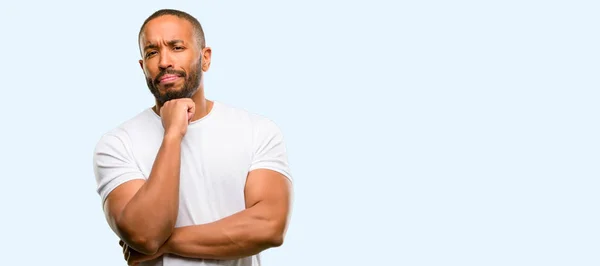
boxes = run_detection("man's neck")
[189,94,214,122]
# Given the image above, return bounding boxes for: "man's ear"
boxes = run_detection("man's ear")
[202,47,212,72]
[139,59,144,70]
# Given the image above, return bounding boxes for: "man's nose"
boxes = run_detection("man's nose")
[158,53,173,70]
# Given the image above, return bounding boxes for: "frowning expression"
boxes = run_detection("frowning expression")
[138,15,203,105]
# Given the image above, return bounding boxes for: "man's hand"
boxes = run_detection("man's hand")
[120,240,165,265]
[159,98,196,138]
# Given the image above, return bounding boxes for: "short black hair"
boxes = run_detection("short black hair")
[138,9,206,55]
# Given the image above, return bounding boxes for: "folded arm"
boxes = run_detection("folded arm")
[101,134,184,255]
[162,168,293,260]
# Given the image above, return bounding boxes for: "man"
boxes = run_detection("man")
[92,8,293,266]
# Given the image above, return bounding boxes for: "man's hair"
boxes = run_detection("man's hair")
[138,9,206,55]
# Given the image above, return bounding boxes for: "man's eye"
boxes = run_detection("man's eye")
[174,46,184,50]
[146,51,157,57]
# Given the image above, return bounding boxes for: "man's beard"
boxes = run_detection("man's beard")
[146,59,202,106]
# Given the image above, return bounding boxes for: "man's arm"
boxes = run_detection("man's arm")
[100,99,196,255]
[161,168,293,260]
[103,134,182,255]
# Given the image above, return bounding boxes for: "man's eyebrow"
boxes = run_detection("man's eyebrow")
[167,40,185,45]
[143,40,185,51]
[144,43,158,51]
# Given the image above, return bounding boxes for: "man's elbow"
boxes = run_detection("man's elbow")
[267,234,284,248]
[264,223,286,248]
[127,235,162,255]
[116,222,166,255]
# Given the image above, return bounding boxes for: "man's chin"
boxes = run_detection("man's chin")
[158,82,183,92]
[158,88,197,102]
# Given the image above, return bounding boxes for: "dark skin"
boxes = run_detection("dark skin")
[138,15,213,117]
[105,15,293,265]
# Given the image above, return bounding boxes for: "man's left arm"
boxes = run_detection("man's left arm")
[162,168,293,260]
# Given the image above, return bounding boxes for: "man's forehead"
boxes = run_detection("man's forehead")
[140,15,194,43]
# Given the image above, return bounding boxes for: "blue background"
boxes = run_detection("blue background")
[0,1,598,265]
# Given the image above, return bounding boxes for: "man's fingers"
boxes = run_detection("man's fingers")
[186,99,196,114]
[120,241,159,265]
[127,249,142,266]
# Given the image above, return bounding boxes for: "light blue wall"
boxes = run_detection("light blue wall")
[0,1,598,265]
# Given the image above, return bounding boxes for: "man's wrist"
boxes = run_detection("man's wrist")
[163,133,183,143]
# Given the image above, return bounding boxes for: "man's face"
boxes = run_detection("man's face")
[139,15,203,105]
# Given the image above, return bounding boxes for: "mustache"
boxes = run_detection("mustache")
[154,69,186,84]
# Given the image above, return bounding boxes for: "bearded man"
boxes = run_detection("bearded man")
[92,8,293,266]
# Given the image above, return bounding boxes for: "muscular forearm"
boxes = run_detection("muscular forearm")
[163,205,284,260]
[117,134,182,253]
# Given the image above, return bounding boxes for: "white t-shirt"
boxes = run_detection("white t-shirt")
[92,101,293,266]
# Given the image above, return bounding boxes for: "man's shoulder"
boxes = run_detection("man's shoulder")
[95,108,157,147]
[213,101,285,145]
[214,101,277,127]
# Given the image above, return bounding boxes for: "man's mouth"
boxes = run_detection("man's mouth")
[159,74,181,84]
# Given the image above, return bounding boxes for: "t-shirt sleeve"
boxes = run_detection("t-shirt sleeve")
[248,118,293,182]
[93,132,146,205]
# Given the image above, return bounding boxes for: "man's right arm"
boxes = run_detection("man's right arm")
[94,99,195,255]
[102,134,183,255]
